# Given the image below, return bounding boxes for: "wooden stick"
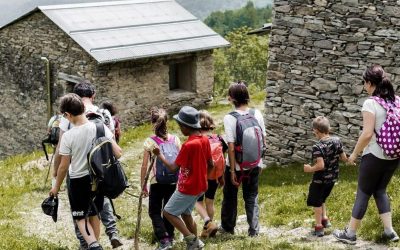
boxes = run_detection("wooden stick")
[134,154,155,250]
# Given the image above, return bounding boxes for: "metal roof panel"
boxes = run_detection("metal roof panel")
[38,0,229,63]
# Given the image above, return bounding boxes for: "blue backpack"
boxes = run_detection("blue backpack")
[151,135,179,184]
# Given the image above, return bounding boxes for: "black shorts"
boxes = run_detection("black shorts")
[67,175,104,220]
[198,179,219,201]
[307,182,335,207]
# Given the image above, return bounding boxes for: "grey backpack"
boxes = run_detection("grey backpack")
[230,109,264,171]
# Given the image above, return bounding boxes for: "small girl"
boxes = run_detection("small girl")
[195,110,227,238]
[101,100,122,143]
[141,107,181,250]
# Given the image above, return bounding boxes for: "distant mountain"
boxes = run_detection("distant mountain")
[177,0,273,20]
[0,0,273,28]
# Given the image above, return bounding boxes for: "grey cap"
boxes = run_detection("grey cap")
[173,106,201,129]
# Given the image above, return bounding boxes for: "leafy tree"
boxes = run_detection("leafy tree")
[213,27,269,97]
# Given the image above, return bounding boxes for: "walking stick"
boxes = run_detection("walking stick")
[44,150,55,187]
[134,154,155,250]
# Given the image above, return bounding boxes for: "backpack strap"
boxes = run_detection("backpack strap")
[229,111,240,119]
[249,108,255,116]
[151,135,164,145]
[371,96,393,111]
[95,122,105,139]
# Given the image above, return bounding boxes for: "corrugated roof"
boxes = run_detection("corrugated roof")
[38,0,230,63]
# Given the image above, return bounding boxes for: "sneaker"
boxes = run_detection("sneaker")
[184,235,205,250]
[312,225,324,237]
[156,238,172,250]
[322,218,331,228]
[110,234,123,249]
[333,228,357,245]
[383,231,400,242]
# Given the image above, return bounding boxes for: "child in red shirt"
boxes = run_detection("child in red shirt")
[153,106,213,250]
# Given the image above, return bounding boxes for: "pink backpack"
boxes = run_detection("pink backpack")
[372,96,400,158]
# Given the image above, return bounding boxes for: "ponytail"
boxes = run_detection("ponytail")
[151,107,168,140]
[364,64,396,102]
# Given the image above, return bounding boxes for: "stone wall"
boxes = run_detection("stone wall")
[0,12,214,158]
[266,0,400,165]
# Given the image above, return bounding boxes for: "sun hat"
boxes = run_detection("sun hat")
[41,195,58,222]
[173,106,201,129]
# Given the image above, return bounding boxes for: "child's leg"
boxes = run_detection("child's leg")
[149,184,170,241]
[163,211,192,237]
[195,199,210,223]
[322,203,328,220]
[76,218,99,245]
[314,207,323,227]
[182,213,197,236]
[205,198,215,221]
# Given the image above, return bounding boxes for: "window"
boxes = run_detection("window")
[169,60,194,92]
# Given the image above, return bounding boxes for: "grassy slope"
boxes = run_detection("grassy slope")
[2,91,400,249]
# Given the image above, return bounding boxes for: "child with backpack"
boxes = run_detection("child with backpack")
[153,106,213,250]
[304,116,348,237]
[101,101,122,143]
[49,93,122,250]
[141,107,181,250]
[220,81,266,237]
[195,110,227,238]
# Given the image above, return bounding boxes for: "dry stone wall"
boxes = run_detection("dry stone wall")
[0,12,214,158]
[266,0,400,165]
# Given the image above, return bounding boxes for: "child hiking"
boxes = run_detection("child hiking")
[220,81,266,237]
[101,101,122,143]
[304,116,348,237]
[49,93,122,250]
[140,107,181,250]
[195,110,227,238]
[153,106,214,250]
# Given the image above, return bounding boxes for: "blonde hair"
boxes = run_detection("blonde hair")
[312,116,330,134]
[150,107,168,140]
[199,110,215,131]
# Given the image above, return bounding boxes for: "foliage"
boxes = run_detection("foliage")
[213,27,269,97]
[205,2,273,36]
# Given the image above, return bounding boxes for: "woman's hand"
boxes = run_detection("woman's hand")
[348,153,357,166]
[49,187,58,197]
[142,186,149,198]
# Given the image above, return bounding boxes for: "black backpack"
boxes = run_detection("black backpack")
[87,122,129,200]
[42,115,62,161]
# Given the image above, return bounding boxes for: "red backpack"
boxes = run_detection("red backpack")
[208,135,225,180]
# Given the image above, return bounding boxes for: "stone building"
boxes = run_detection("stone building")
[0,0,229,157]
[266,0,400,165]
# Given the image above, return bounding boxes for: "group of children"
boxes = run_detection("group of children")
[48,79,354,250]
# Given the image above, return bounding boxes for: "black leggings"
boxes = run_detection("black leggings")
[352,153,399,219]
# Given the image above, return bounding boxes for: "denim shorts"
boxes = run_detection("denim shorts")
[164,190,203,216]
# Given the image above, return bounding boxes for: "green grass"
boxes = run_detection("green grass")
[3,90,400,249]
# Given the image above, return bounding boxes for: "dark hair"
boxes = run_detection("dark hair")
[363,64,395,102]
[101,100,118,116]
[60,93,85,116]
[199,110,215,131]
[228,81,250,107]
[151,107,168,140]
[312,116,330,134]
[73,80,95,98]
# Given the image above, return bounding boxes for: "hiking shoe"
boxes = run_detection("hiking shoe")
[312,226,324,237]
[184,235,204,250]
[322,218,331,228]
[156,238,172,250]
[383,231,400,242]
[333,228,356,245]
[217,225,234,235]
[88,241,103,250]
[110,233,123,249]
[201,221,218,238]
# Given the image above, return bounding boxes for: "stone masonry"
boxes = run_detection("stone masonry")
[0,12,214,158]
[266,0,400,165]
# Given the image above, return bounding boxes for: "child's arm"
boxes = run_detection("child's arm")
[339,152,348,163]
[152,147,179,172]
[49,155,71,196]
[111,139,122,159]
[207,158,214,175]
[304,157,324,173]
